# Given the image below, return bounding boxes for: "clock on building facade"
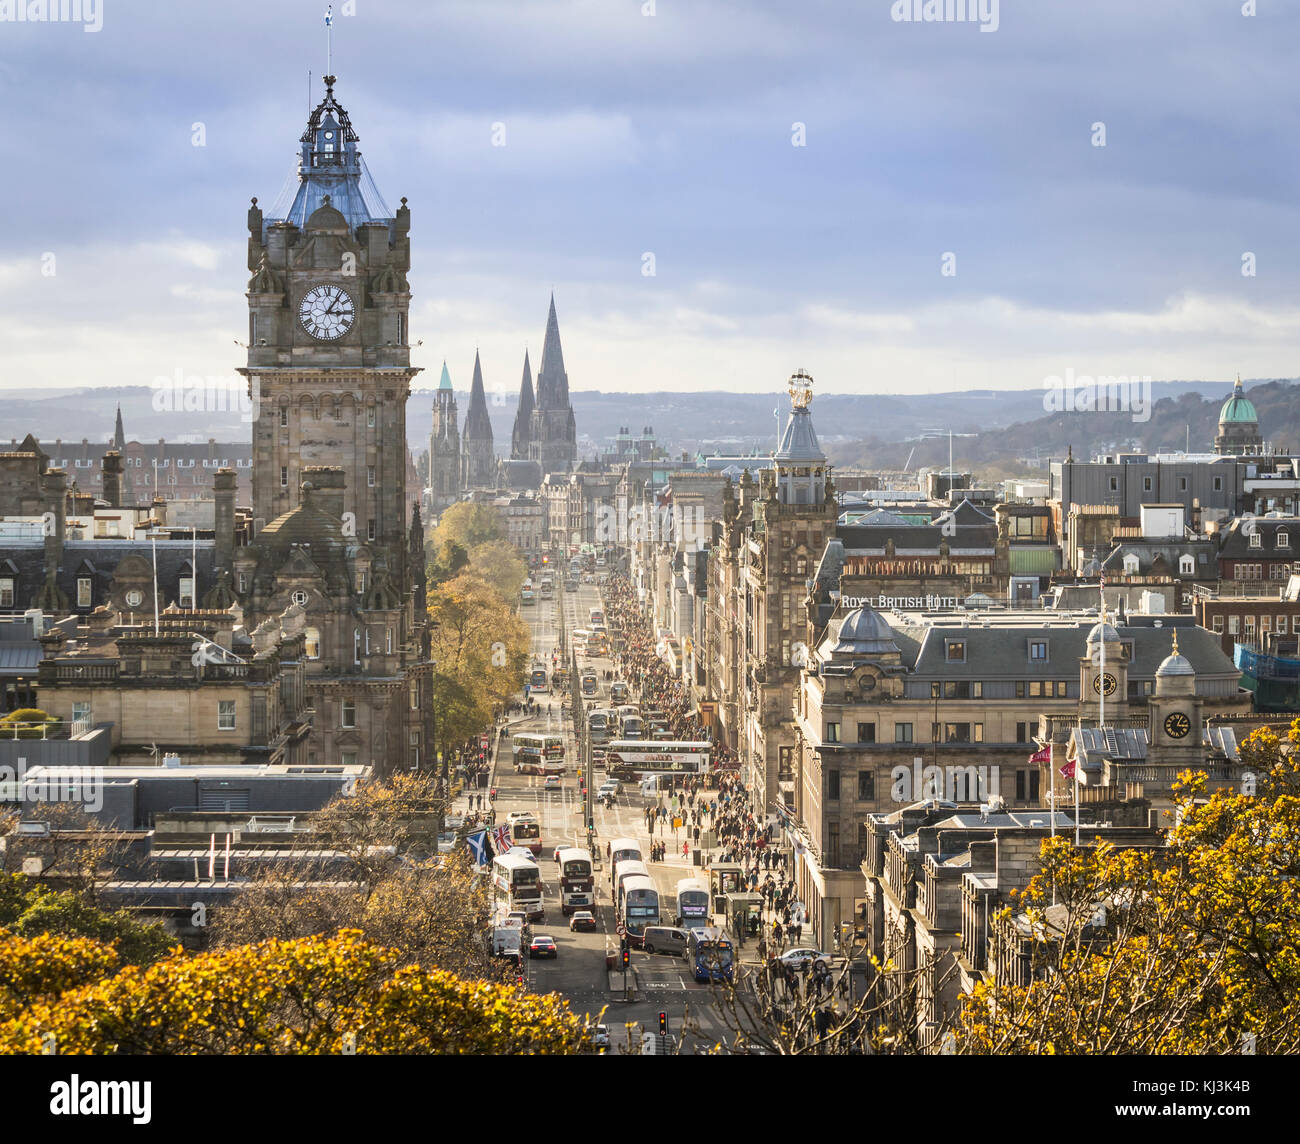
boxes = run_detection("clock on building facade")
[1163,711,1191,738]
[1092,672,1118,697]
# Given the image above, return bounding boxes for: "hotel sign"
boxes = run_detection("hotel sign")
[840,594,960,609]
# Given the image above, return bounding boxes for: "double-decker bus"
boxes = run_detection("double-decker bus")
[589,608,605,627]
[510,815,543,857]
[520,586,535,607]
[604,741,712,781]
[556,847,595,916]
[675,877,712,929]
[512,733,565,775]
[688,926,735,983]
[620,875,660,945]
[529,665,549,693]
[614,859,650,907]
[608,837,643,883]
[492,852,544,920]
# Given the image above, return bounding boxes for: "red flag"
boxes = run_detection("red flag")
[1060,759,1078,781]
[1029,745,1050,765]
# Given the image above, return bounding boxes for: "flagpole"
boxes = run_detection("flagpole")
[325,6,333,76]
[151,531,160,636]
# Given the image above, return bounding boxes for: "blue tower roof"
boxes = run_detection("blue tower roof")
[265,75,392,235]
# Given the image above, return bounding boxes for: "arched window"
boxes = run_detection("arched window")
[1179,554,1194,575]
[1122,554,1139,574]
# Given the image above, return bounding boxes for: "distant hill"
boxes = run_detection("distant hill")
[0,379,1292,468]
[827,378,1300,475]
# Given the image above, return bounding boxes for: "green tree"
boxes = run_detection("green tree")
[432,502,502,552]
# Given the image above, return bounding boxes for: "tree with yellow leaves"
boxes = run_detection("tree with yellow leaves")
[0,929,585,1055]
[956,719,1300,1054]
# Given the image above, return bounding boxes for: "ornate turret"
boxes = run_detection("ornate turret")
[773,370,827,506]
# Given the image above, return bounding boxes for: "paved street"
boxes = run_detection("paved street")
[491,576,730,1051]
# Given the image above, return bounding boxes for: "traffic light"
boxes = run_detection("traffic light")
[658,1011,668,1034]
[621,947,631,969]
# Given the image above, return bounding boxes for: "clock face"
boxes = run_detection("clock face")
[1092,672,1117,697]
[1164,712,1191,739]
[298,284,355,340]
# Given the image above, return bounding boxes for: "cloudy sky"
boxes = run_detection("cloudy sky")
[1,0,1297,398]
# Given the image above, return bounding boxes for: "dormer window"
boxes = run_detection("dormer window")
[945,639,966,663]
[1278,531,1290,549]
[1250,532,1262,548]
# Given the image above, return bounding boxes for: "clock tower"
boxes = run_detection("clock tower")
[1079,614,1128,718]
[232,74,432,775]
[1147,630,1203,767]
[241,74,417,574]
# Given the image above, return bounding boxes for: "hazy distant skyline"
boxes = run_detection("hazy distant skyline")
[2,1,1298,399]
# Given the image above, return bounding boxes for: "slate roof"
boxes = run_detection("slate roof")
[775,407,825,463]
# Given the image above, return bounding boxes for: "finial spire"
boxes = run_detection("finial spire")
[1171,629,1179,656]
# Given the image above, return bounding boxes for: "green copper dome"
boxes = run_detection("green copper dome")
[1219,377,1258,424]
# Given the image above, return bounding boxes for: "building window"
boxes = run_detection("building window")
[1029,640,1048,661]
[857,771,874,800]
[304,627,320,659]
[367,407,376,429]
[77,577,92,607]
[1015,768,1041,802]
[72,701,91,728]
[1228,615,1240,635]
[291,590,308,607]
[367,519,376,542]
[1016,721,1030,744]
[280,466,288,488]
[238,572,250,594]
[356,571,366,595]
[944,722,972,743]
[827,769,840,800]
[386,628,393,654]
[410,683,420,710]
[1213,476,1223,491]
[1142,476,1152,492]
[1109,476,1119,492]
[367,465,376,487]
[354,629,361,665]
[828,822,840,868]
[179,577,194,609]
[931,681,941,699]
[825,721,840,744]
[341,751,358,767]
[280,406,288,427]
[1250,532,1262,549]
[945,640,966,663]
[857,721,875,744]
[1282,531,1293,549]
[895,723,913,743]
[1179,476,1187,491]
[341,699,356,729]
[0,578,12,608]
[1211,615,1224,633]
[217,700,236,731]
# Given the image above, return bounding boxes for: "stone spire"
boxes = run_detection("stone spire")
[114,405,125,451]
[535,293,568,409]
[512,350,535,460]
[463,351,493,442]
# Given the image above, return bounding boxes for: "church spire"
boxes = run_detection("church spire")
[113,404,125,451]
[463,351,493,442]
[536,293,568,409]
[512,350,535,460]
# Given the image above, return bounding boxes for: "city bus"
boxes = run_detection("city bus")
[610,681,629,705]
[521,586,535,607]
[614,859,650,907]
[675,877,712,929]
[529,665,549,693]
[492,852,544,921]
[556,847,595,916]
[512,733,565,775]
[589,608,605,627]
[620,875,660,945]
[687,926,735,984]
[604,741,712,781]
[608,837,643,883]
[510,815,543,857]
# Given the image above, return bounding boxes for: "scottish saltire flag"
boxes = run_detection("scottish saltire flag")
[493,825,512,853]
[324,6,333,26]
[467,830,489,866]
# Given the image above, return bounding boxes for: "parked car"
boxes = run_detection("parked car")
[529,935,558,959]
[569,910,597,933]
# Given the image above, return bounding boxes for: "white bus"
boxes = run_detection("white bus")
[614,857,649,897]
[621,875,661,944]
[608,837,643,880]
[556,847,595,916]
[605,741,712,781]
[492,852,544,921]
[513,733,565,776]
[675,877,711,929]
